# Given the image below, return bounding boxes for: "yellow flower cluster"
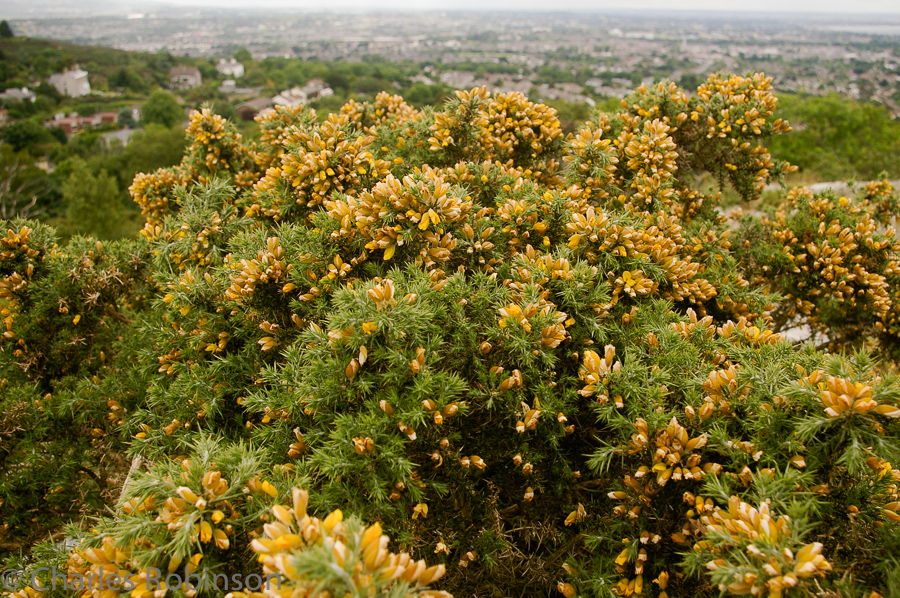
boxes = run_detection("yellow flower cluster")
[1,225,40,260]
[615,270,656,299]
[802,370,900,419]
[495,191,555,251]
[496,297,568,350]
[618,118,678,206]
[567,208,715,306]
[245,487,450,598]
[601,404,732,594]
[867,457,900,522]
[0,227,36,306]
[129,169,188,224]
[695,73,786,136]
[65,536,145,598]
[255,105,317,170]
[0,226,44,346]
[428,87,490,154]
[755,187,900,345]
[184,108,259,190]
[3,586,44,598]
[428,88,564,186]
[479,91,563,167]
[341,91,422,134]
[441,158,539,208]
[225,237,292,301]
[329,168,473,269]
[646,417,709,486]
[61,467,282,598]
[516,248,578,284]
[609,76,794,215]
[700,496,832,598]
[716,317,782,345]
[123,469,235,549]
[700,364,743,419]
[695,73,794,195]
[251,113,391,220]
[563,116,618,201]
[578,345,619,399]
[860,180,899,227]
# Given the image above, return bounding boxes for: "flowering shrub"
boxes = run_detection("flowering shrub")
[735,182,900,358]
[2,74,900,598]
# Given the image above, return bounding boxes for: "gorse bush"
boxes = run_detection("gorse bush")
[1,76,900,598]
[735,181,900,359]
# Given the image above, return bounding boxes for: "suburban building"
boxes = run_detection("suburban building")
[272,79,334,109]
[170,66,202,89]
[236,97,274,120]
[43,111,118,136]
[219,80,262,98]
[48,68,91,97]
[298,78,333,101]
[272,87,308,109]
[103,129,137,147]
[216,58,244,79]
[0,87,37,103]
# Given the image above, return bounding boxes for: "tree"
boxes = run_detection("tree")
[35,81,63,104]
[211,100,240,123]
[0,144,50,219]
[119,124,187,189]
[140,90,184,128]
[117,107,136,129]
[0,120,57,153]
[0,20,13,38]
[768,93,900,179]
[62,158,128,240]
[110,67,148,93]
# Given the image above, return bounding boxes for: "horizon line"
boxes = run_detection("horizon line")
[6,5,900,18]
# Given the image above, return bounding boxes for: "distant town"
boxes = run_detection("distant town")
[5,9,900,115]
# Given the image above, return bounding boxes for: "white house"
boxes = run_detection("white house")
[0,87,36,103]
[271,80,335,110]
[170,66,202,89]
[216,58,244,79]
[48,68,91,97]
[299,78,333,101]
[272,87,308,109]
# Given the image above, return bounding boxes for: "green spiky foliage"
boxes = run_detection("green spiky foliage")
[0,222,150,543]
[735,181,900,360]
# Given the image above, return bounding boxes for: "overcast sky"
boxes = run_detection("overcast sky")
[151,0,900,13]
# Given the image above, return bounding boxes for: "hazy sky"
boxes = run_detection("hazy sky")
[154,0,900,13]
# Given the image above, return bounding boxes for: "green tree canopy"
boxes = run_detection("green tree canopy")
[62,157,128,240]
[769,93,900,180]
[0,20,14,38]
[0,119,57,153]
[119,124,187,188]
[140,90,184,128]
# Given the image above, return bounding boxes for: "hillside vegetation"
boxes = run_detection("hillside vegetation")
[4,37,900,246]
[768,93,900,181]
[1,73,900,598]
